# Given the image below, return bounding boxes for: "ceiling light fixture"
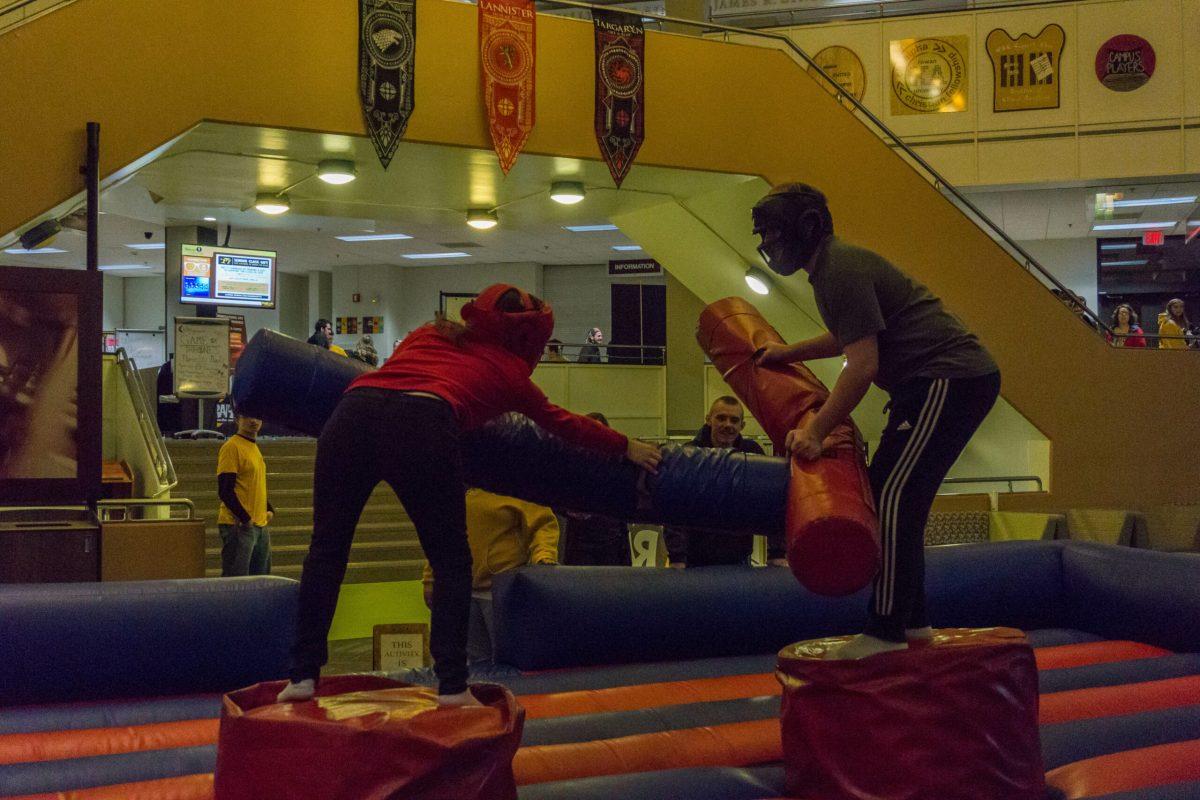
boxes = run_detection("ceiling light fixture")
[203,216,217,222]
[255,192,291,215]
[126,242,165,250]
[550,180,586,205]
[563,224,618,232]
[4,247,67,255]
[1110,195,1197,208]
[612,245,642,251]
[1091,221,1174,231]
[466,209,498,230]
[1103,259,1149,267]
[745,266,771,295]
[317,159,357,185]
[1099,243,1137,251]
[99,264,153,271]
[335,233,412,242]
[401,252,471,260]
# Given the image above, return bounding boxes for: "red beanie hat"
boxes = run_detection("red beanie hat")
[461,284,555,370]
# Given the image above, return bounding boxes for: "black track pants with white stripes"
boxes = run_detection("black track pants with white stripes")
[864,371,1001,642]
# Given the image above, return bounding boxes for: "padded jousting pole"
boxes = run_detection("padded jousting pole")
[697,297,879,596]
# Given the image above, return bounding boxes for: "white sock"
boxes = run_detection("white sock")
[276,679,315,703]
[826,633,909,660]
[906,626,934,641]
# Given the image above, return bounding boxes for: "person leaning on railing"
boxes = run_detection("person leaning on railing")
[1157,298,1194,349]
[1106,303,1146,348]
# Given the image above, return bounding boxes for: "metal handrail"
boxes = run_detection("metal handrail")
[540,0,1185,347]
[0,0,76,33]
[96,498,196,521]
[942,475,1044,492]
[113,348,178,493]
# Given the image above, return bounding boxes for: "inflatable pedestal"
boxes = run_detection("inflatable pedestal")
[776,628,1045,800]
[697,297,879,595]
[215,676,523,800]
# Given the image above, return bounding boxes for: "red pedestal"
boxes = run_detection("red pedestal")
[214,676,524,800]
[777,628,1045,800]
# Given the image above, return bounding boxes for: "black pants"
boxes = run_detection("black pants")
[290,388,472,694]
[865,371,1001,642]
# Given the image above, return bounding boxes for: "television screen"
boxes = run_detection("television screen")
[0,266,101,503]
[180,244,277,309]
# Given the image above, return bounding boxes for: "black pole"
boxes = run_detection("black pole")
[84,121,99,271]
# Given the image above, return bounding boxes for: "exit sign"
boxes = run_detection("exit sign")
[1142,230,1164,246]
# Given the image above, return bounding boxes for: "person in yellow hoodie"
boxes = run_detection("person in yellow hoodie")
[422,488,559,664]
[1158,298,1193,349]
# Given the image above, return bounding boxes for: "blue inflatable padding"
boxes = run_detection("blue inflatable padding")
[0,695,222,734]
[522,695,782,747]
[1089,782,1200,800]
[232,329,369,436]
[0,577,296,706]
[0,745,215,795]
[1041,705,1200,770]
[922,541,1066,632]
[1040,654,1200,695]
[517,764,787,800]
[1025,629,1104,648]
[1063,546,1200,653]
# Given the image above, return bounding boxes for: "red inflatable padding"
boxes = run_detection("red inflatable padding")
[7,773,214,800]
[777,627,1045,800]
[1040,674,1200,725]
[0,718,218,765]
[518,673,780,719]
[513,718,781,785]
[697,297,878,596]
[214,676,524,800]
[1046,737,1200,798]
[1033,640,1170,671]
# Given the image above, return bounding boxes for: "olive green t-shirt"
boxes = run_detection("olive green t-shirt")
[809,237,997,393]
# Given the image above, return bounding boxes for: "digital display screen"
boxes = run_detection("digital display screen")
[180,244,276,309]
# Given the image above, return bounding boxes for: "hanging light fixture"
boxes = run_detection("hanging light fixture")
[466,208,499,230]
[254,192,291,215]
[317,159,357,185]
[745,266,771,295]
[550,180,586,205]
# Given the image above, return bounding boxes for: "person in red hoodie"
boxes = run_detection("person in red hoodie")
[277,285,662,706]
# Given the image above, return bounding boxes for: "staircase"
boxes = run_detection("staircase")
[166,438,425,583]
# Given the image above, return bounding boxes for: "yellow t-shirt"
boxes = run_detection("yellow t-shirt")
[216,435,269,527]
[422,489,559,592]
[330,344,348,357]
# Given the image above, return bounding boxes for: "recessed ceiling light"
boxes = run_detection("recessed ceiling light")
[335,233,413,242]
[1110,196,1197,208]
[126,242,165,250]
[466,209,498,230]
[317,159,357,185]
[745,267,771,295]
[254,193,290,215]
[550,180,586,205]
[4,247,67,254]
[1099,243,1137,250]
[1102,259,1149,267]
[99,264,153,271]
[612,245,642,251]
[401,252,471,260]
[1091,222,1175,231]
[203,216,217,222]
[564,224,618,232]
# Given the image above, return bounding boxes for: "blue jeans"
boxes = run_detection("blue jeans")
[219,523,271,576]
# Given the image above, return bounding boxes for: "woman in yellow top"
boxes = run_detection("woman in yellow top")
[422,488,559,664]
[1157,298,1192,349]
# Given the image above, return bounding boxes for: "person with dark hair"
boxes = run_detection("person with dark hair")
[1158,298,1193,349]
[544,338,568,363]
[306,319,347,356]
[1106,303,1146,348]
[753,183,1000,660]
[277,285,662,706]
[664,397,787,569]
[559,410,634,566]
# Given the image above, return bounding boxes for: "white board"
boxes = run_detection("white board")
[173,317,230,398]
[115,329,166,371]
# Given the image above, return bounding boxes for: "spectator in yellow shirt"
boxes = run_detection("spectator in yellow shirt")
[423,488,559,664]
[1158,298,1192,349]
[307,319,348,357]
[216,415,274,576]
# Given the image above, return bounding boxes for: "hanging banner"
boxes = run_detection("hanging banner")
[1095,34,1155,92]
[986,25,1065,112]
[889,36,969,115]
[358,0,416,169]
[593,10,645,188]
[480,0,536,175]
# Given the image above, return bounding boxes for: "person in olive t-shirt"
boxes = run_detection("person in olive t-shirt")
[216,414,274,576]
[753,183,1000,660]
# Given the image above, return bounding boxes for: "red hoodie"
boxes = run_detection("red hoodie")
[348,325,627,455]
